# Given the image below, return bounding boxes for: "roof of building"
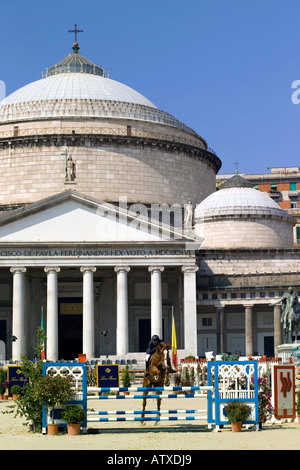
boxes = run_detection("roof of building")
[47,42,105,77]
[195,173,290,219]
[0,72,156,108]
[0,44,200,134]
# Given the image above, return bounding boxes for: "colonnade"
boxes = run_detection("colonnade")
[10,264,198,362]
[216,303,282,356]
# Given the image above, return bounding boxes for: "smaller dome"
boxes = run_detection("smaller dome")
[194,174,294,249]
[195,186,284,218]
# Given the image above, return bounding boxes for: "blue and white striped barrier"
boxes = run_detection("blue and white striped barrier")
[87,385,211,393]
[86,384,212,427]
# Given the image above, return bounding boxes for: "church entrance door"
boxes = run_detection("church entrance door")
[58,299,83,360]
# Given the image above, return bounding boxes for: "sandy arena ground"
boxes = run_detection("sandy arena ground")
[1,396,300,451]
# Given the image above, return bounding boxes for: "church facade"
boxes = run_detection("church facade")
[0,37,298,362]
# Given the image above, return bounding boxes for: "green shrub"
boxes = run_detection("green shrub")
[61,404,85,424]
[225,401,251,423]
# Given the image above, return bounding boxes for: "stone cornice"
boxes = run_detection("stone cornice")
[0,133,222,172]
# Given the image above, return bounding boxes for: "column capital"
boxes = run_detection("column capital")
[114,266,130,273]
[243,304,254,308]
[181,265,199,274]
[148,266,164,273]
[44,267,61,274]
[80,266,97,274]
[10,267,27,274]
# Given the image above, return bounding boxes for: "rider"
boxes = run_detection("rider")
[145,334,163,377]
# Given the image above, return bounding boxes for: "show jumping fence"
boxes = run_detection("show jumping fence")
[42,360,259,433]
[86,385,212,425]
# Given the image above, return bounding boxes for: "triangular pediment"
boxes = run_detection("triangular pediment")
[0,191,201,245]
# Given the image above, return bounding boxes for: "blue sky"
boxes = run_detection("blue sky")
[1,0,300,175]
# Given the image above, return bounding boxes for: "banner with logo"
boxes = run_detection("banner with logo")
[96,364,120,388]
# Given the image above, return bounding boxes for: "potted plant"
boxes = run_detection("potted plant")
[0,382,4,400]
[34,374,75,435]
[61,404,85,435]
[2,381,10,399]
[11,385,23,400]
[121,362,131,394]
[225,401,251,432]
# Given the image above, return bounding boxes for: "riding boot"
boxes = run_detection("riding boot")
[145,360,150,377]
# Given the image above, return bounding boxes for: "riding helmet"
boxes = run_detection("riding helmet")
[151,335,159,344]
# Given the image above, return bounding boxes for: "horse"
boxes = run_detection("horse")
[140,341,171,424]
[283,309,300,342]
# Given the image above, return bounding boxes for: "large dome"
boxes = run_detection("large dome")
[0,73,156,108]
[0,43,220,207]
[0,48,196,133]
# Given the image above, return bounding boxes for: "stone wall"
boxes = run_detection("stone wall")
[0,139,217,206]
[197,248,300,289]
[196,216,294,249]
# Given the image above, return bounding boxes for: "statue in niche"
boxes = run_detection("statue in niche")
[184,200,194,229]
[67,155,76,181]
[270,287,300,343]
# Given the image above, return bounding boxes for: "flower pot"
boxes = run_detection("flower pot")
[3,395,8,400]
[231,421,242,432]
[12,394,19,400]
[0,394,3,400]
[67,423,81,435]
[47,423,59,435]
[297,414,300,424]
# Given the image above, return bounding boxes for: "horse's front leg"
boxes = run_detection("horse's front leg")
[154,393,162,426]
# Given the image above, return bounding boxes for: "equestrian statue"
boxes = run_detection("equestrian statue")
[270,286,300,343]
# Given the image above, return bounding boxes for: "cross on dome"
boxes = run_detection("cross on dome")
[68,24,84,43]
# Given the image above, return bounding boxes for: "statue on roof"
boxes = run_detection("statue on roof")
[184,200,194,229]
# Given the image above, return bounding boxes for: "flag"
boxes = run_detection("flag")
[41,308,45,361]
[172,312,177,370]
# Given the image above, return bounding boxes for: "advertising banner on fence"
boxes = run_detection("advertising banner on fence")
[97,364,120,388]
[271,364,295,420]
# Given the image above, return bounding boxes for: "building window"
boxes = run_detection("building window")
[269,292,275,297]
[250,292,256,298]
[241,293,246,299]
[231,293,237,299]
[222,293,227,299]
[290,182,297,191]
[270,183,277,191]
[297,227,300,245]
[202,317,212,327]
[290,197,298,209]
[260,292,265,298]
[253,184,258,190]
[212,293,217,300]
[202,294,208,300]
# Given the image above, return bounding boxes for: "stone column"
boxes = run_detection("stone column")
[81,267,97,359]
[10,267,27,362]
[181,265,199,355]
[44,267,60,362]
[216,306,225,354]
[244,304,254,357]
[148,266,164,339]
[114,266,130,355]
[274,304,282,353]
